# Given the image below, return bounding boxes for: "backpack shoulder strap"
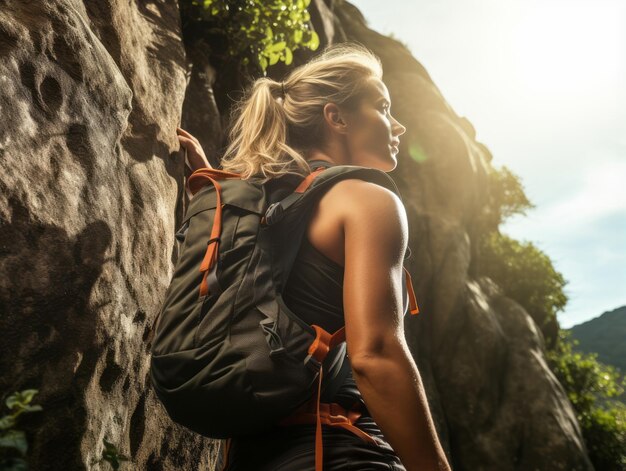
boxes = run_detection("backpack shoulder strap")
[265,163,419,316]
[261,163,403,226]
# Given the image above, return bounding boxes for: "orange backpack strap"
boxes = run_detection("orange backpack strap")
[187,168,242,299]
[279,365,378,471]
[294,166,327,193]
[261,165,328,225]
[187,168,241,195]
[279,324,375,471]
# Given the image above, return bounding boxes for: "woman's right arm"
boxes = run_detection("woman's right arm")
[336,179,451,471]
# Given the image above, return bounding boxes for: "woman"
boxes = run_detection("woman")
[177,43,451,471]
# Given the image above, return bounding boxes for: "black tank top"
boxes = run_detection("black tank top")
[282,235,395,451]
[283,236,360,407]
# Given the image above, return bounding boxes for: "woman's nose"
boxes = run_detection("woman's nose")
[392,117,406,136]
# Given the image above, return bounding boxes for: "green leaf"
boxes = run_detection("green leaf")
[293,29,303,44]
[0,415,16,430]
[268,52,280,65]
[0,430,28,455]
[289,9,301,22]
[308,30,319,50]
[101,438,130,470]
[6,390,38,410]
[268,41,286,53]
[284,46,293,65]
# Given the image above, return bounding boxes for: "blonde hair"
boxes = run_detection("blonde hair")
[219,42,383,182]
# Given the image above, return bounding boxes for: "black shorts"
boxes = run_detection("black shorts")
[220,419,406,471]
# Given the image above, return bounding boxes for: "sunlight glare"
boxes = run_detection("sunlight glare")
[511,2,624,98]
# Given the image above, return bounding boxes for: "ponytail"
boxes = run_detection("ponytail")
[220,78,310,182]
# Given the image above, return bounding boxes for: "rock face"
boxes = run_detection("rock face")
[0,1,216,470]
[0,1,592,470]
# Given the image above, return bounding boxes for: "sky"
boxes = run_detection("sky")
[354,0,626,328]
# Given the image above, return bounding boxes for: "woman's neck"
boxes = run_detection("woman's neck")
[305,140,350,166]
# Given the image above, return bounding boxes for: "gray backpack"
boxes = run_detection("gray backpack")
[149,160,419,439]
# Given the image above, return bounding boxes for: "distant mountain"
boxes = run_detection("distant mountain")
[566,305,626,372]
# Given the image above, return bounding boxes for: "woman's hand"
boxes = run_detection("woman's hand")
[176,127,212,171]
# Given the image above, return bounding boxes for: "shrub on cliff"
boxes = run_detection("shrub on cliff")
[476,165,566,345]
[477,165,625,469]
[478,231,568,338]
[546,330,626,471]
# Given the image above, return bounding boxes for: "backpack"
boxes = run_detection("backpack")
[149,160,420,449]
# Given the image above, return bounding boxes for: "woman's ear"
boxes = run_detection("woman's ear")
[323,102,347,133]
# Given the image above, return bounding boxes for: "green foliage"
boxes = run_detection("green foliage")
[0,389,43,471]
[478,231,568,328]
[90,438,130,470]
[580,405,626,471]
[477,162,625,468]
[180,0,320,73]
[546,330,626,470]
[475,164,565,332]
[547,331,625,409]
[481,164,535,232]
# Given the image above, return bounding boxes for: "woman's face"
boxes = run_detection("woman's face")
[342,77,406,172]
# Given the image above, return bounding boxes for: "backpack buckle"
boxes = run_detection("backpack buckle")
[175,221,190,242]
[303,354,322,373]
[260,318,287,358]
[264,202,284,225]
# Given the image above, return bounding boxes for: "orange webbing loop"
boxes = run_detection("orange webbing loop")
[278,324,367,471]
[186,168,243,298]
[294,167,327,193]
[198,175,222,298]
[403,266,420,315]
[278,368,378,471]
[308,325,345,363]
[259,166,328,224]
[187,168,241,195]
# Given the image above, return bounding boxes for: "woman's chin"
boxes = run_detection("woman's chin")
[384,161,398,172]
[351,153,397,172]
[381,154,398,172]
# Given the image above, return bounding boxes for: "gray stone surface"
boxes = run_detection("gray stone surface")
[0,1,217,469]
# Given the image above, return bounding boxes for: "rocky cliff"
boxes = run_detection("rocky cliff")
[0,1,592,470]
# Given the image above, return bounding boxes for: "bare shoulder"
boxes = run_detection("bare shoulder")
[329,178,408,229]
[304,178,408,269]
